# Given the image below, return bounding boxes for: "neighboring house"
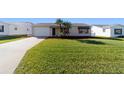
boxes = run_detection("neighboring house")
[92,24,124,37]
[0,22,33,36]
[0,22,124,38]
[91,25,111,37]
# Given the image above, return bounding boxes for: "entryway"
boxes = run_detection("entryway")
[52,28,56,36]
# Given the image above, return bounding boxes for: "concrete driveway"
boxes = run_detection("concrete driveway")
[0,37,44,74]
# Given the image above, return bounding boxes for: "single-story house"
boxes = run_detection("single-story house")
[92,24,124,37]
[0,22,33,36]
[32,23,92,37]
[0,22,124,38]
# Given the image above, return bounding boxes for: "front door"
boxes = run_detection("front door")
[52,28,56,36]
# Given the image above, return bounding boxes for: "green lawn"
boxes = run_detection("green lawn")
[15,38,124,74]
[0,35,27,44]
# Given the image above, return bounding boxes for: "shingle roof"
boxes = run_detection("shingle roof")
[0,21,12,25]
[33,23,91,27]
[33,23,56,27]
[94,24,124,29]
[7,22,33,24]
[111,24,124,27]
[94,24,111,28]
[72,23,91,26]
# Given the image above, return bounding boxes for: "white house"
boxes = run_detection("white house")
[91,24,124,37]
[111,24,124,37]
[0,22,33,36]
[32,23,92,37]
[91,25,111,37]
[0,22,124,38]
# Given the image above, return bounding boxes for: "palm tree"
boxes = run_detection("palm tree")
[55,18,63,33]
[63,21,72,36]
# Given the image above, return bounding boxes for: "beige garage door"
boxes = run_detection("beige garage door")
[33,27,50,36]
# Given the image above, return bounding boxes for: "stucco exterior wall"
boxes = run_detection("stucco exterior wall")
[91,26,111,37]
[69,26,91,36]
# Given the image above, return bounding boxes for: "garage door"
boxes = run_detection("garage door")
[33,27,50,36]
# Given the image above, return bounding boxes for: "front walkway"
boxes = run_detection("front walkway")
[0,37,44,74]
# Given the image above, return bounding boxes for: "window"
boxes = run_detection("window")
[27,28,29,31]
[0,25,4,32]
[103,28,106,32]
[14,27,18,30]
[114,29,122,35]
[78,27,90,34]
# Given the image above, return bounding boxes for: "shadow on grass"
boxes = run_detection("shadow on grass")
[0,35,26,40]
[107,38,124,41]
[77,39,106,45]
[94,37,124,41]
[45,36,124,42]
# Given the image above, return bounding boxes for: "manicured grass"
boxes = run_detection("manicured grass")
[0,35,27,44]
[15,38,124,74]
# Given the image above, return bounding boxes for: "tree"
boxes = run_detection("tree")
[55,19,72,36]
[55,18,63,33]
[63,21,72,36]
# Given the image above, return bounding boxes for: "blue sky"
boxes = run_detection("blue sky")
[0,18,124,24]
